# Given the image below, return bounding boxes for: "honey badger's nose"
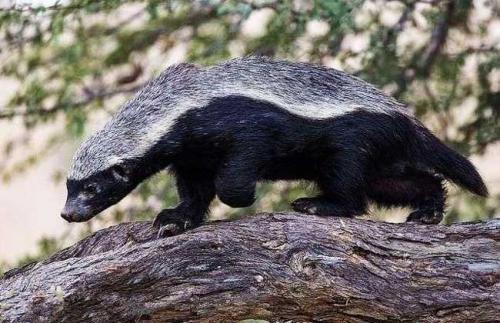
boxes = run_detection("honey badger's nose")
[61,203,78,222]
[61,211,74,222]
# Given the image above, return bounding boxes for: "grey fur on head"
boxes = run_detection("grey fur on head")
[69,56,408,180]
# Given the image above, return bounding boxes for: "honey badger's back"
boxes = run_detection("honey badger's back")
[142,57,411,151]
[201,56,408,118]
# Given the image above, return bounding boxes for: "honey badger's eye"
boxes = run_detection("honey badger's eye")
[84,183,98,195]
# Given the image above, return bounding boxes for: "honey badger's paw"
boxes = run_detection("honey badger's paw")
[406,209,443,225]
[291,197,358,217]
[152,209,193,238]
[291,197,321,215]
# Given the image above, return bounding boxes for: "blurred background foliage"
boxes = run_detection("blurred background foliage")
[0,0,499,271]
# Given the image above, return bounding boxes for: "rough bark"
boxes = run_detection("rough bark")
[0,213,499,322]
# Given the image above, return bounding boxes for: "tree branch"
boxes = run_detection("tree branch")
[0,83,144,119]
[417,0,455,77]
[393,1,457,98]
[1,213,498,322]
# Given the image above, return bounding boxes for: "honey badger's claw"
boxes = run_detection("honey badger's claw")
[153,208,193,238]
[157,223,183,238]
[291,198,318,215]
[407,209,443,225]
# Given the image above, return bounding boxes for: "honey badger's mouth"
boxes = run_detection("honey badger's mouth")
[61,212,95,223]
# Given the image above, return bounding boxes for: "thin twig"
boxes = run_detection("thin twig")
[394,1,456,97]
[0,83,144,119]
[0,3,95,13]
[383,1,416,47]
[418,0,455,76]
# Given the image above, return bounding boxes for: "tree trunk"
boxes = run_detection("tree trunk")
[1,213,498,322]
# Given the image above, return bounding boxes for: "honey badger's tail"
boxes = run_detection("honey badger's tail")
[414,124,488,197]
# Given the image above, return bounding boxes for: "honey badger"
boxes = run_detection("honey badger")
[61,56,488,236]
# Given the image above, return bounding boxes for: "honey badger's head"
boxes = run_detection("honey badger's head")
[62,163,138,222]
[61,129,158,222]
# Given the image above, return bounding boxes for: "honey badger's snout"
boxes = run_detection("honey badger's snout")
[60,199,93,222]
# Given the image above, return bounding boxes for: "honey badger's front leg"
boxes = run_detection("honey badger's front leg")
[153,148,262,238]
[215,148,261,208]
[153,167,215,237]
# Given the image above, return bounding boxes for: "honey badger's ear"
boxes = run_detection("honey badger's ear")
[111,164,129,181]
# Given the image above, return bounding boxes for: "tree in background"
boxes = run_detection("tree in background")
[0,0,499,265]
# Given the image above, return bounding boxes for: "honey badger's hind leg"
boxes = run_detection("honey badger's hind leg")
[292,154,368,218]
[367,168,446,224]
[153,166,215,238]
